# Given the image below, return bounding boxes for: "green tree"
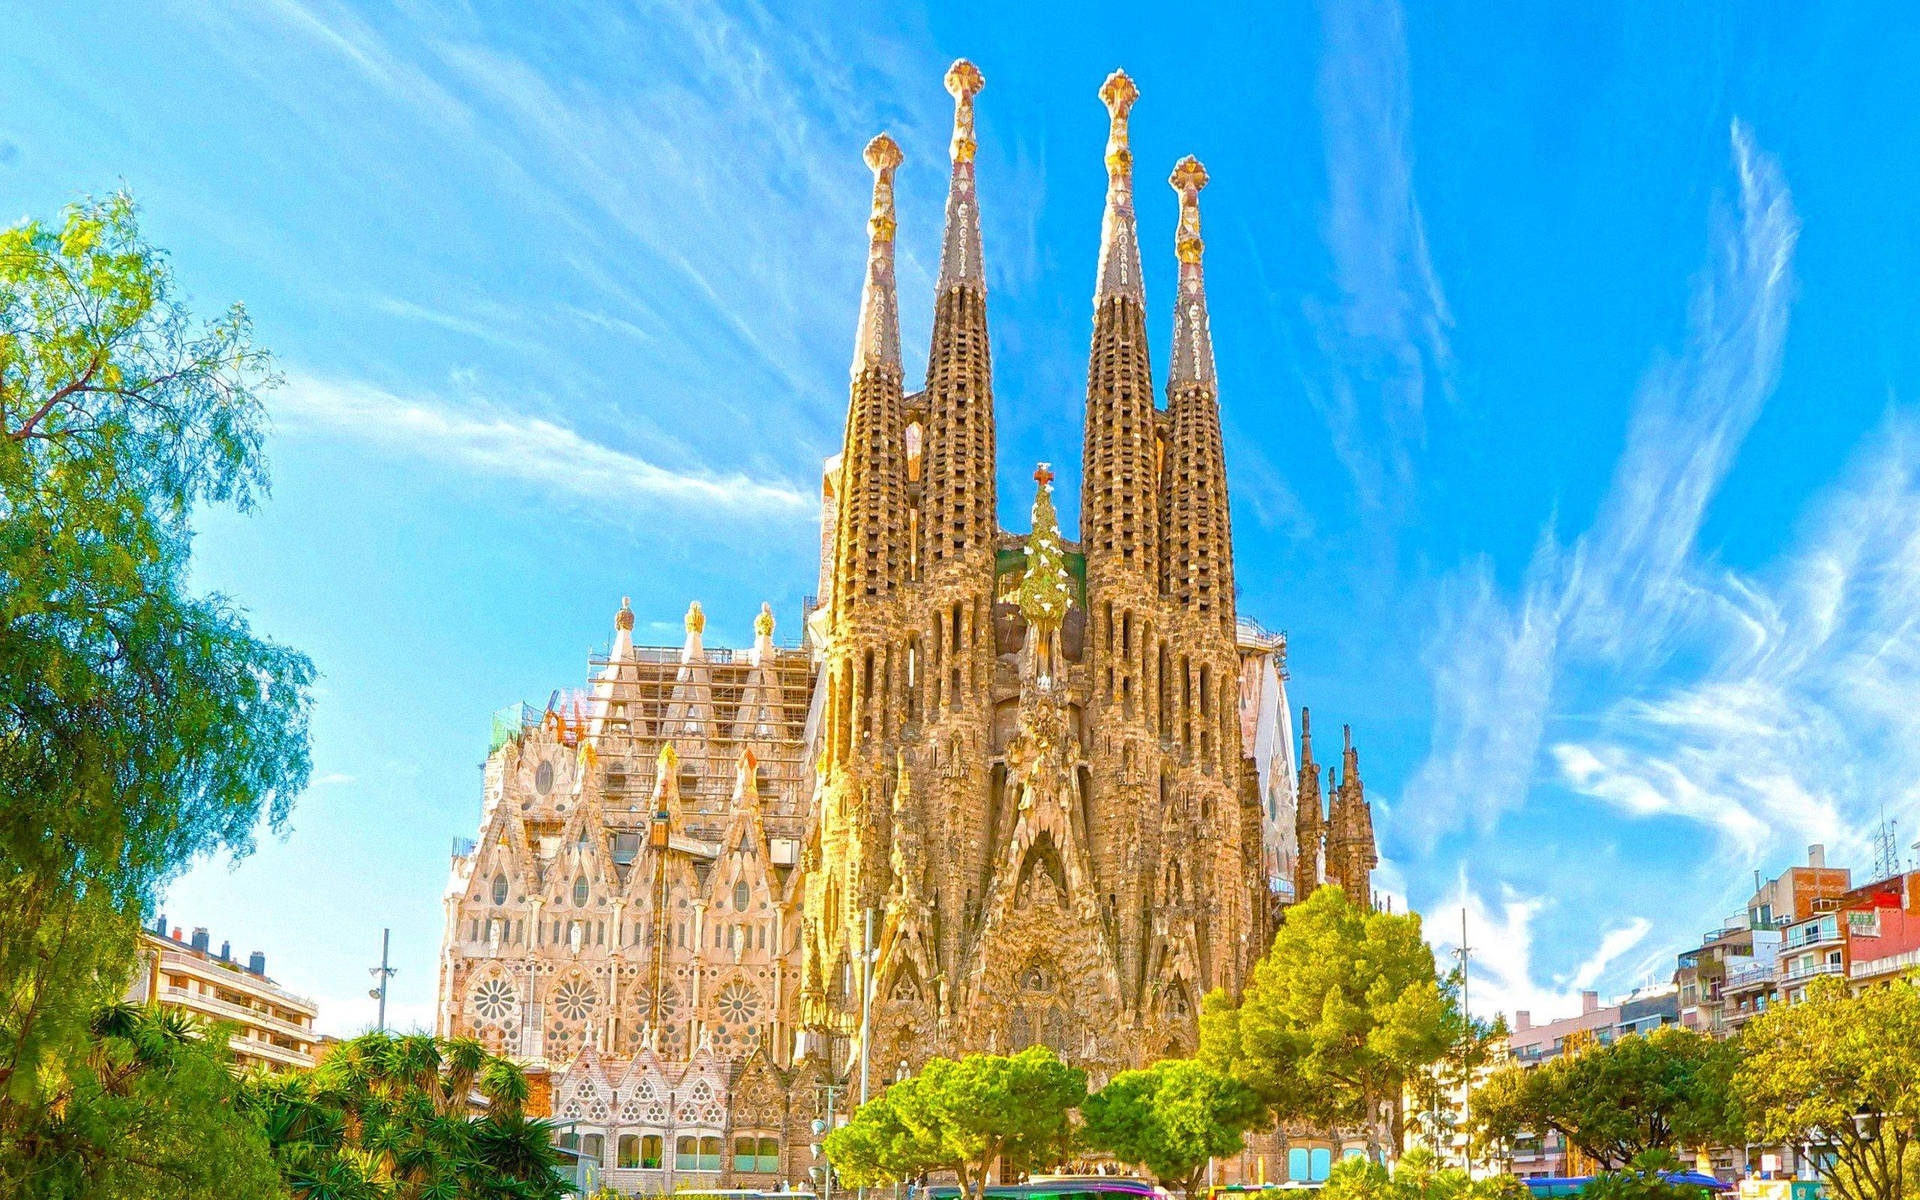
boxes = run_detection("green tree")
[824,1046,1087,1200]
[241,1031,568,1200]
[1,193,312,1191]
[1736,975,1920,1200]
[1199,885,1452,1157]
[1471,1026,1740,1170]
[10,1002,286,1198]
[1317,1147,1529,1200]
[1081,1059,1264,1200]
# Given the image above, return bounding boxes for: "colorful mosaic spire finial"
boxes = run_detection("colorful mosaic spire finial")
[937,60,987,293]
[852,133,904,374]
[1168,154,1215,389]
[1095,69,1144,304]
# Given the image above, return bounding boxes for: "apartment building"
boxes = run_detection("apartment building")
[126,917,320,1071]
[1496,990,1680,1178]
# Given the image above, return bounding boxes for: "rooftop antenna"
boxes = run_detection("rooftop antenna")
[1874,802,1901,881]
[368,927,397,1032]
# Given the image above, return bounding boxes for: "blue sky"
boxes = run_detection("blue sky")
[10,1,1920,1034]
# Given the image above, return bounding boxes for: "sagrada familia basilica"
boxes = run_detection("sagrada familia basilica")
[436,60,1378,1193]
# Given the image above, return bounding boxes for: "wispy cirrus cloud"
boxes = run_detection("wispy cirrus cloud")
[1303,0,1455,510]
[1554,413,1920,862]
[275,374,810,515]
[1403,120,1799,846]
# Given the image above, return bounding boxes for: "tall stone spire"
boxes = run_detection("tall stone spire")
[922,60,997,575]
[1328,724,1378,908]
[936,58,986,293]
[1094,70,1144,304]
[851,134,904,376]
[1082,69,1159,584]
[1167,155,1216,390]
[1293,707,1322,905]
[831,133,911,634]
[1161,154,1234,631]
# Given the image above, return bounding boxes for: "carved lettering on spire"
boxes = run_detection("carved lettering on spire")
[937,60,987,294]
[1094,70,1145,304]
[1168,155,1215,390]
[852,133,904,374]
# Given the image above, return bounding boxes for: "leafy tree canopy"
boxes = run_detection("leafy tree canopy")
[1318,1147,1529,1200]
[1736,976,1920,1200]
[1,1002,286,1199]
[241,1031,568,1200]
[825,1047,1087,1200]
[1199,885,1451,1150]
[1471,1026,1741,1171]
[1081,1059,1264,1200]
[1,193,311,1188]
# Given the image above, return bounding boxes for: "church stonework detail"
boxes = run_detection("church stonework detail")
[436,61,1376,1192]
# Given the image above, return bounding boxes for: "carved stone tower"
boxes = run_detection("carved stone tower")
[806,133,912,1034]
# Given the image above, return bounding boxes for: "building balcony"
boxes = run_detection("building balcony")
[159,985,316,1043]
[1724,961,1777,993]
[1781,959,1844,983]
[1851,949,1920,981]
[228,1030,316,1069]
[1783,925,1841,952]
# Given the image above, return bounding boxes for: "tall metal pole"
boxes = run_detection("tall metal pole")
[369,927,397,1033]
[860,907,874,1106]
[1458,908,1471,1173]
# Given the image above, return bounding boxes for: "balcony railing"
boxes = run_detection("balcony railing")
[1851,949,1920,980]
[1725,961,1777,990]
[159,985,315,1040]
[1782,959,1844,982]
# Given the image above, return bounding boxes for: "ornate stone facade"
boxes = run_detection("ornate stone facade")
[436,59,1376,1192]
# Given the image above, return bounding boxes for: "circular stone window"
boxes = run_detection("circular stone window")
[553,976,597,1022]
[473,977,515,1023]
[717,981,761,1024]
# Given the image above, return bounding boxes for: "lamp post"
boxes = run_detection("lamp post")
[367,927,397,1032]
[812,1082,845,1200]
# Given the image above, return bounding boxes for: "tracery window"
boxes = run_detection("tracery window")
[492,872,509,904]
[733,881,750,911]
[716,981,761,1024]
[473,977,515,1023]
[572,875,589,906]
[553,976,597,1022]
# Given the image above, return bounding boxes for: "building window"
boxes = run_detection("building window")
[734,881,751,911]
[757,1136,780,1172]
[580,1133,604,1165]
[573,876,589,907]
[535,761,554,794]
[699,1136,722,1171]
[642,1134,663,1169]
[735,1137,759,1173]
[618,1134,641,1169]
[492,873,509,904]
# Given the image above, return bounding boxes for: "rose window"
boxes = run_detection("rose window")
[554,976,597,1022]
[473,978,515,1023]
[717,982,761,1024]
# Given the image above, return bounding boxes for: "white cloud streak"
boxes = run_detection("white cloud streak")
[1404,120,1800,845]
[1304,0,1456,509]
[275,374,811,515]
